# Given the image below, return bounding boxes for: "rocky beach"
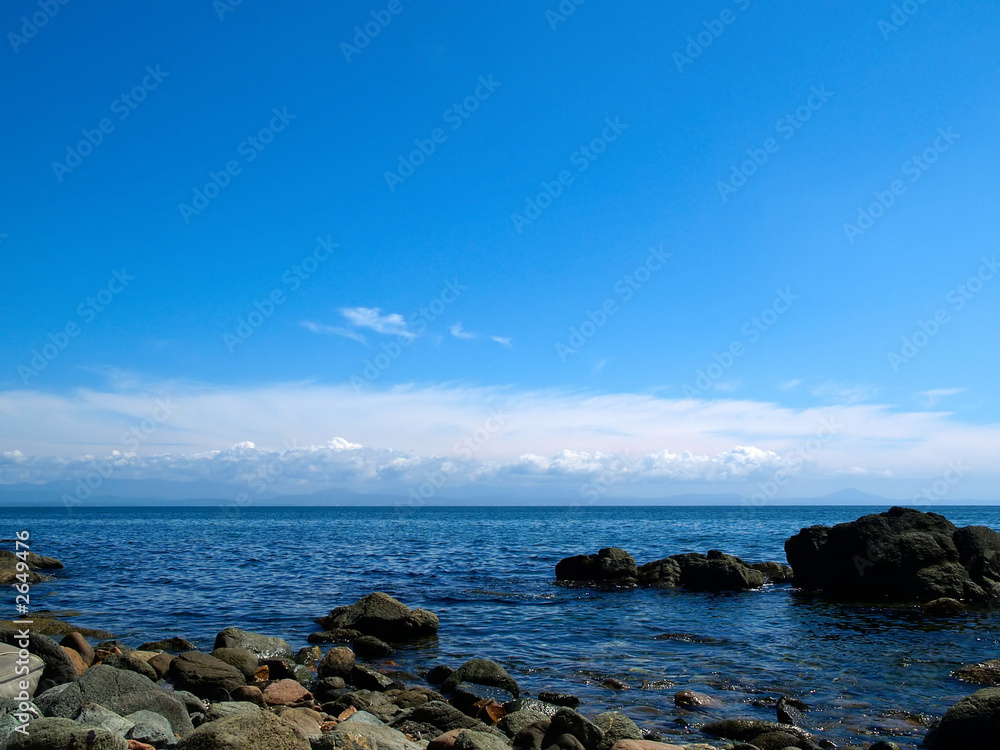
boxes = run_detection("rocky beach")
[3,507,1000,749]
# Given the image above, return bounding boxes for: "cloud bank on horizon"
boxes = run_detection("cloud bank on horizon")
[1,3,998,503]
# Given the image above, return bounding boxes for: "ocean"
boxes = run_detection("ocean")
[7,503,1000,747]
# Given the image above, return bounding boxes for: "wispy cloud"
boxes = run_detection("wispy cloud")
[450,323,477,340]
[300,320,367,345]
[340,307,415,338]
[781,379,802,390]
[492,336,512,347]
[919,387,964,408]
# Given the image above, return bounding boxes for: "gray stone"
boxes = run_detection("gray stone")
[318,647,356,680]
[0,630,76,694]
[138,637,197,653]
[126,708,177,746]
[314,716,421,750]
[214,627,292,660]
[205,701,262,722]
[35,664,193,737]
[6,716,128,750]
[668,552,766,591]
[442,659,519,698]
[210,647,259,681]
[76,702,135,736]
[549,708,604,750]
[593,711,642,750]
[351,663,395,691]
[0,698,40,747]
[391,700,484,734]
[167,651,246,699]
[499,709,549,738]
[327,690,400,723]
[924,687,1000,748]
[454,729,512,750]
[354,635,395,658]
[316,592,439,642]
[175,710,310,749]
[102,652,158,682]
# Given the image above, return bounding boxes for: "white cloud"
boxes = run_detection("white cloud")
[339,307,415,338]
[491,336,512,347]
[450,323,477,340]
[919,387,964,408]
[300,320,367,345]
[781,379,802,390]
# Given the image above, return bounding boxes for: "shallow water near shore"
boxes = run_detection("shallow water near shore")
[8,504,1000,747]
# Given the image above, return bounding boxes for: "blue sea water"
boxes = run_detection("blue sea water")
[5,503,1000,747]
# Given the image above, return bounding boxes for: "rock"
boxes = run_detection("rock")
[308,628,363,644]
[499,709,550,738]
[205,702,262,722]
[295,645,322,667]
[442,659,520,698]
[273,705,323,739]
[427,665,455,684]
[319,647,357,680]
[210,648,259,681]
[214,627,292,660]
[392,700,486,735]
[166,651,246,699]
[129,742,158,750]
[537,692,579,709]
[147,653,174,678]
[749,730,804,749]
[175,710,310,749]
[125,709,176,747]
[775,696,806,726]
[608,742,686,750]
[923,597,965,615]
[452,681,517,715]
[555,548,638,586]
[550,708,604,750]
[0,629,77,694]
[503,699,559,717]
[700,719,813,744]
[428,728,467,750]
[868,742,901,750]
[61,645,88,675]
[230,685,267,708]
[351,663,396,692]
[6,716,129,749]
[390,686,443,709]
[60,632,95,665]
[316,592,439,642]
[668,552,766,591]
[354,635,395,658]
[924,686,1000,748]
[749,561,795,583]
[784,506,1000,602]
[327,690,400,723]
[0,550,62,569]
[593,711,642,750]
[102,652,158,682]
[77,701,136,735]
[314,712,422,750]
[138,637,197,653]
[35,664,194,737]
[263,678,313,705]
[673,690,718,708]
[454,729,513,750]
[636,559,682,588]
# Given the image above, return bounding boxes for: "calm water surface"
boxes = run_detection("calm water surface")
[6,504,1000,748]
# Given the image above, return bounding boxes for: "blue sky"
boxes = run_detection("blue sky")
[2,1,999,501]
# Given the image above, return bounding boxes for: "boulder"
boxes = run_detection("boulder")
[608,743,686,750]
[76,701,136,735]
[102,652,158,682]
[593,711,642,750]
[314,711,421,750]
[308,628,363,644]
[209,648,259,681]
[700,718,814,747]
[549,708,603,750]
[924,687,1000,748]
[326,689,400,723]
[205,701,262,722]
[60,645,88,676]
[536,692,579,709]
[668,552,766,591]
[555,548,638,586]
[953,659,1000,685]
[230,685,266,708]
[749,561,795,583]
[636,558,681,588]
[263,678,313,706]
[785,507,1000,602]
[60,632,95,666]
[35,664,194,737]
[214,627,292,660]
[775,696,807,726]
[7,716,128,749]
[454,729,512,750]
[273,705,323,739]
[499,709,550,738]
[391,700,485,735]
[175,710,310,749]
[442,659,519,698]
[125,709,176,747]
[147,653,174,679]
[0,698,40,745]
[316,593,439,642]
[166,652,246,699]
[0,629,77,694]
[673,690,719,708]
[354,635,395,658]
[138,637,197,653]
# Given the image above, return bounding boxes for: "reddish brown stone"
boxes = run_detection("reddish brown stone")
[263,678,313,705]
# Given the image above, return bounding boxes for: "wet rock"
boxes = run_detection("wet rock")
[263,678,313,705]
[555,548,638,586]
[750,729,804,749]
[308,628,363,644]
[389,686,443,709]
[452,682,517,715]
[138,637,197,653]
[316,592,439,642]
[673,690,718,708]
[427,665,456,684]
[700,718,813,745]
[318,647,357,680]
[593,711,642,750]
[550,707,604,750]
[60,632,95,665]
[175,710,310,749]
[636,558,682,588]
[35,664,194,737]
[0,629,77,694]
[210,647,259,681]
[924,686,1000,748]
[7,716,128,749]
[102,652,158,682]
[749,561,795,583]
[785,506,1000,602]
[392,700,486,735]
[922,597,965,616]
[775,696,807,726]
[607,742,686,750]
[537,692,579,709]
[167,651,246,699]
[354,634,395,658]
[214,626,292,660]
[499,708,550,738]
[443,659,520,698]
[350,663,396,692]
[295,645,322,667]
[668,552,766,591]
[503,698,559,717]
[868,742,901,750]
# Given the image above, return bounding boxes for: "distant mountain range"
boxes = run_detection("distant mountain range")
[0,478,987,507]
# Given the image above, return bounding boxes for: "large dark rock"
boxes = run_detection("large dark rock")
[0,629,77,694]
[669,551,766,591]
[442,658,520,698]
[924,687,1000,748]
[555,548,638,586]
[785,507,1000,602]
[636,558,681,588]
[139,636,197,652]
[34,664,193,736]
[7,716,127,749]
[391,700,485,735]
[167,651,247,698]
[215,626,293,659]
[176,710,310,749]
[316,592,439,642]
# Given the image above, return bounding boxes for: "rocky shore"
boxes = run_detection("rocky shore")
[3,507,1000,749]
